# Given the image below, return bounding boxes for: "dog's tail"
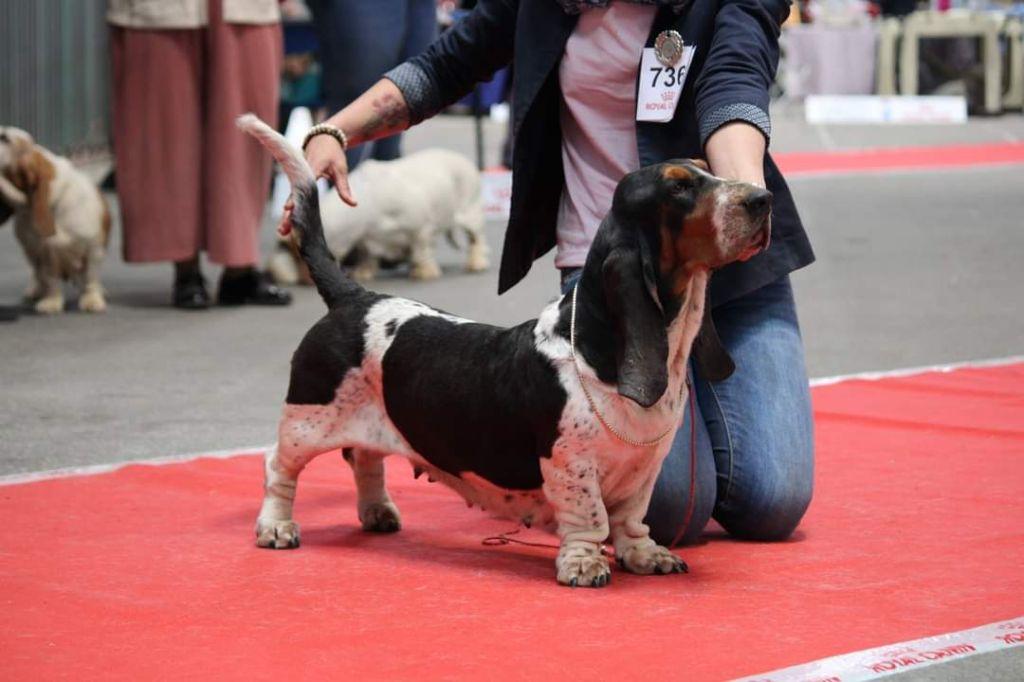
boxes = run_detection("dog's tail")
[236,113,354,310]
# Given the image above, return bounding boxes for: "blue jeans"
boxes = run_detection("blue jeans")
[560,271,814,545]
[308,0,437,168]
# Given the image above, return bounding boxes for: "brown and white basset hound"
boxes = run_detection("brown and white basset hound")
[0,126,110,314]
[238,114,770,587]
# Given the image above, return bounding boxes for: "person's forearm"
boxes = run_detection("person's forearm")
[324,79,411,148]
[704,121,767,188]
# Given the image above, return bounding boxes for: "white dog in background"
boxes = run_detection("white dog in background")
[0,126,110,314]
[267,148,489,284]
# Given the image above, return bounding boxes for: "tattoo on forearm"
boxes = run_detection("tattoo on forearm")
[364,93,409,138]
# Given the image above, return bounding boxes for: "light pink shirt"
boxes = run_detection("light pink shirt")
[555,4,657,268]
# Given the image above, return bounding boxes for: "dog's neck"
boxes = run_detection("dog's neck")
[666,268,708,377]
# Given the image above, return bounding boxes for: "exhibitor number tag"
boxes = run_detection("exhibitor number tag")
[636,44,695,123]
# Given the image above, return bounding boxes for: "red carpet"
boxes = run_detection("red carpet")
[775,141,1024,176]
[2,363,1023,681]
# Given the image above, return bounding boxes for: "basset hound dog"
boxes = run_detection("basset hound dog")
[0,126,110,314]
[266,147,489,285]
[238,115,770,587]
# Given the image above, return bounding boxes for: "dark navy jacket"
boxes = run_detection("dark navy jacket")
[385,0,814,305]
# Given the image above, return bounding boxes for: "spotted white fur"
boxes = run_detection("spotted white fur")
[256,276,703,583]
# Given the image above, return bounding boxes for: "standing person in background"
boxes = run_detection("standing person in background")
[109,0,292,309]
[289,0,816,548]
[306,0,437,169]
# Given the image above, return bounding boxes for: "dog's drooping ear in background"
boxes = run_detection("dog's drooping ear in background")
[0,126,111,314]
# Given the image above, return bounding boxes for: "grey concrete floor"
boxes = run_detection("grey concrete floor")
[3,106,1022,475]
[1,105,1022,679]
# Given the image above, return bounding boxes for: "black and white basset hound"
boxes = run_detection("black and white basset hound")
[238,115,771,587]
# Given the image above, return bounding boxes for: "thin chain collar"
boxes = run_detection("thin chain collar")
[569,283,687,448]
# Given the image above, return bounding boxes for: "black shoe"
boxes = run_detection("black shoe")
[217,269,292,306]
[173,273,211,310]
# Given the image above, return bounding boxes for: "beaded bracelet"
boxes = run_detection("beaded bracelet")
[301,123,348,152]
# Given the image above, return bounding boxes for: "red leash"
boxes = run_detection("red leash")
[669,378,698,550]
[482,379,699,555]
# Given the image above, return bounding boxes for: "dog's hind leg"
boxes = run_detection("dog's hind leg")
[409,230,442,280]
[342,448,402,533]
[456,200,489,273]
[255,407,344,549]
[256,443,312,549]
[77,245,107,313]
[464,227,490,273]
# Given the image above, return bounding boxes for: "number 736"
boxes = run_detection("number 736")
[649,66,683,88]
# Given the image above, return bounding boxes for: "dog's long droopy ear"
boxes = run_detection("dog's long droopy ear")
[10,150,56,238]
[603,247,669,408]
[691,290,735,382]
[637,233,664,315]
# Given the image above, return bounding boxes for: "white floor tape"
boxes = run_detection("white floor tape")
[0,444,271,487]
[735,616,1024,682]
[809,355,1024,387]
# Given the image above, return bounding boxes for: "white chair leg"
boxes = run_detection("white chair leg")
[1004,20,1023,110]
[899,26,919,96]
[982,25,1003,114]
[876,18,901,95]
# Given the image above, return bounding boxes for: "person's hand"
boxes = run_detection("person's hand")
[278,133,357,237]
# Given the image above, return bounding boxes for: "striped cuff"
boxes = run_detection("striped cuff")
[699,103,772,147]
[383,62,441,126]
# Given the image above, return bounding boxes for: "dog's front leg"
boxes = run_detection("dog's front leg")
[608,468,688,576]
[408,230,442,280]
[541,458,611,587]
[33,244,64,314]
[23,259,46,302]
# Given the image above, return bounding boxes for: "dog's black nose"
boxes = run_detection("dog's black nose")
[743,188,773,217]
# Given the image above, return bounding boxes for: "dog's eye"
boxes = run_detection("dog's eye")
[671,177,695,193]
[0,132,7,143]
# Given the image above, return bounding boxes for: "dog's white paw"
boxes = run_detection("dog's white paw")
[617,543,688,576]
[465,250,489,273]
[359,501,402,533]
[351,264,378,282]
[255,519,301,549]
[556,549,611,587]
[266,249,300,285]
[35,295,64,315]
[23,284,44,302]
[409,260,442,280]
[78,290,107,313]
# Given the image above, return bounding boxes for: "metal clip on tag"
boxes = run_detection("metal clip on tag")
[654,30,685,66]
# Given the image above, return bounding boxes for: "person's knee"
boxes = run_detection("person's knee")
[718,473,813,541]
[645,489,714,547]
[644,460,716,547]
